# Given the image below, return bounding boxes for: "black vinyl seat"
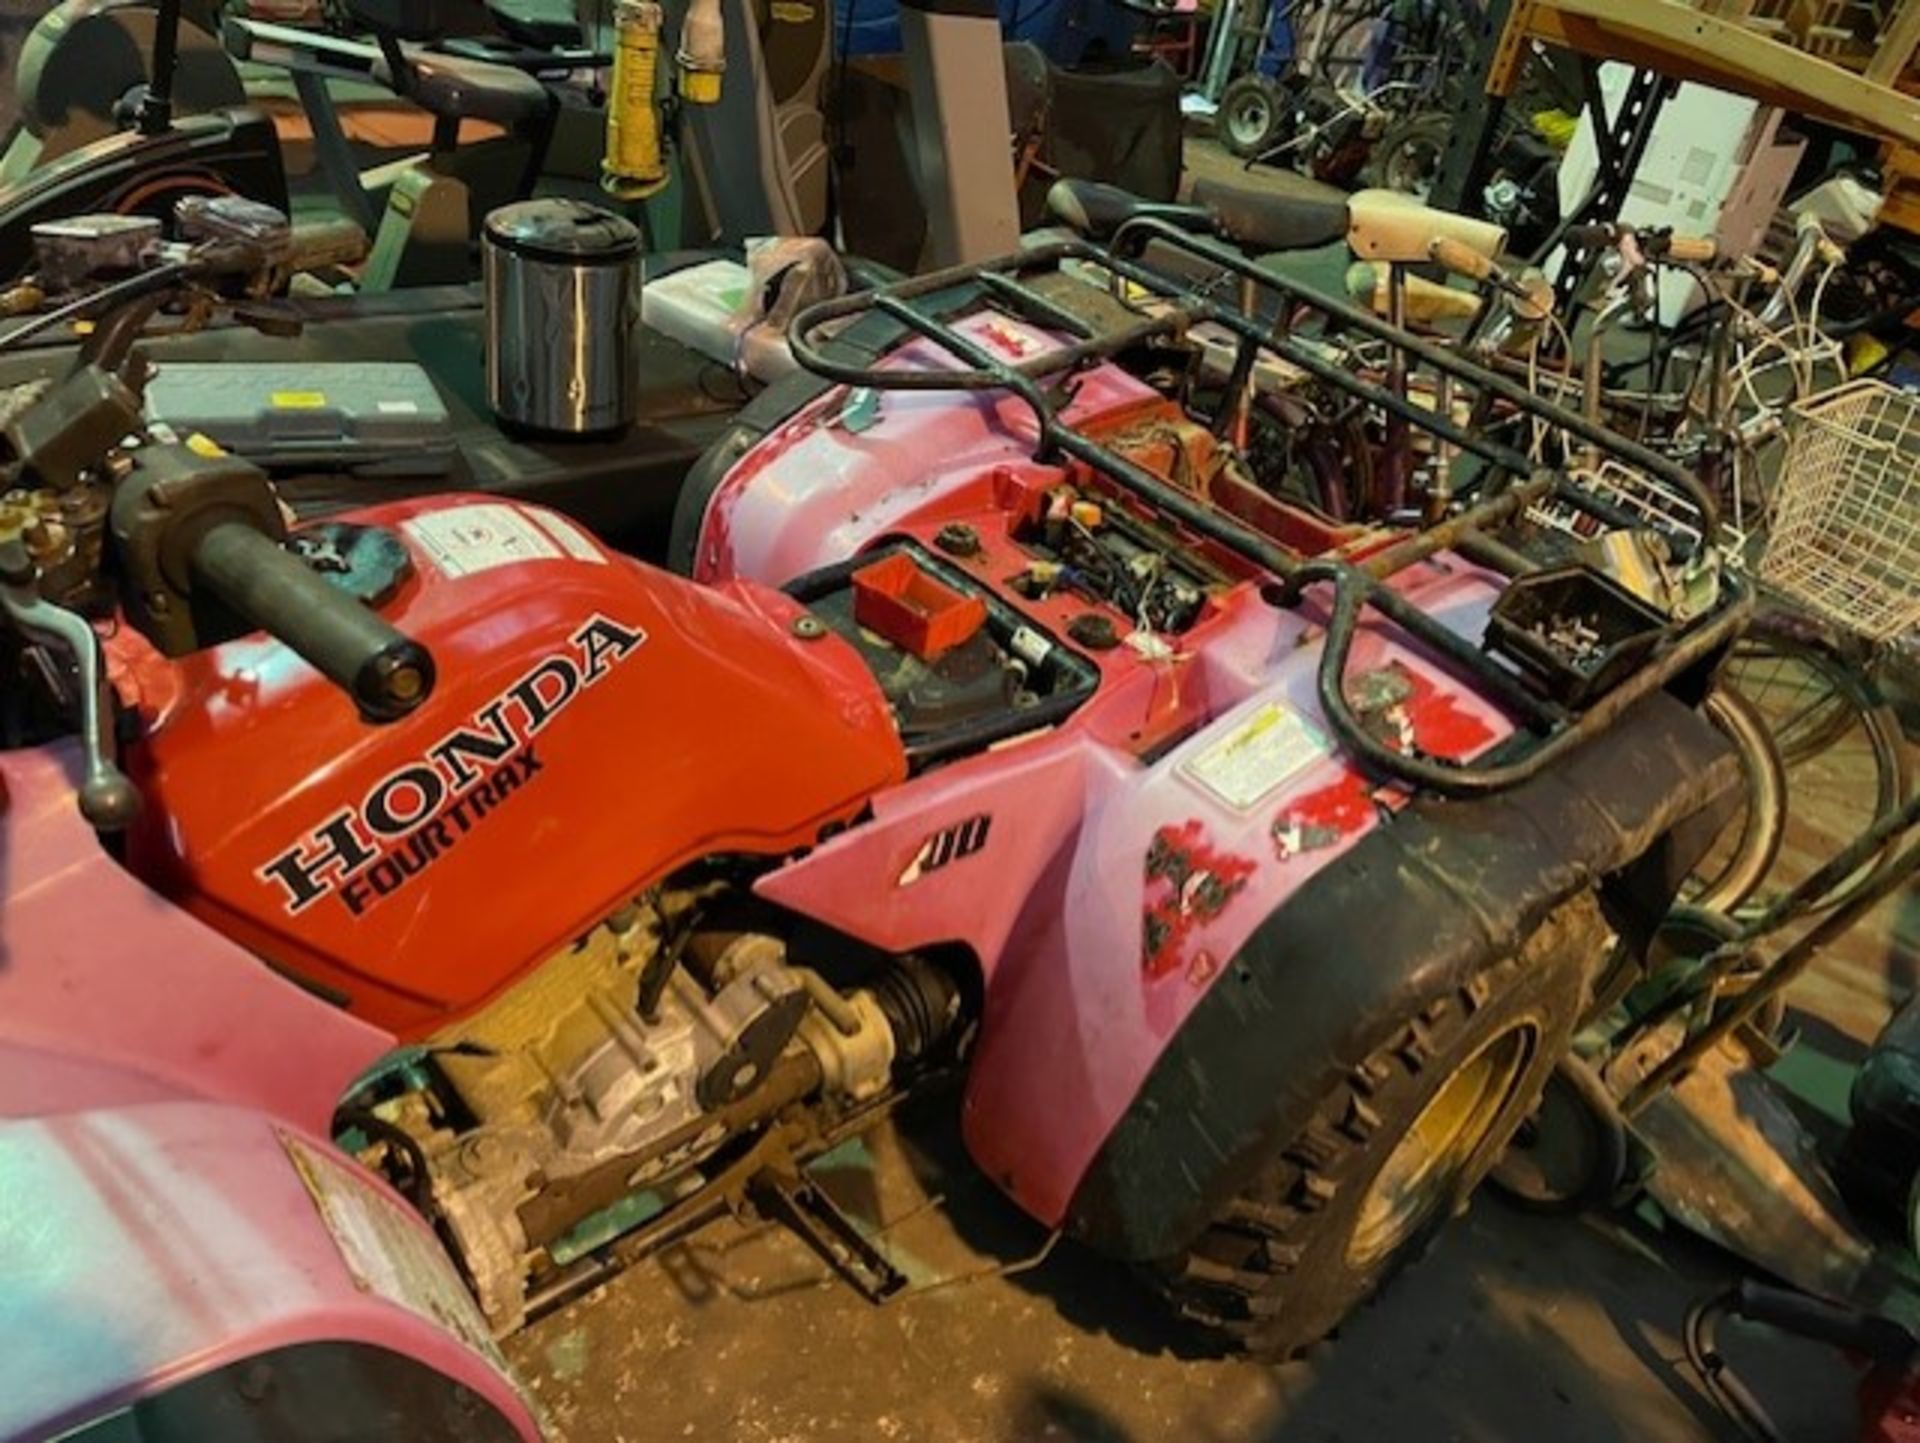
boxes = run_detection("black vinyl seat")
[371,46,553,129]
[1046,176,1351,255]
[1188,179,1350,254]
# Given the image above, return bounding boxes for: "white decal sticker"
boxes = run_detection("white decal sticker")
[403,502,561,578]
[530,508,606,565]
[1182,701,1331,811]
[282,1132,515,1375]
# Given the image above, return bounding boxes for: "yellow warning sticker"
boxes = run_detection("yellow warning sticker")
[1181,700,1331,810]
[271,391,328,409]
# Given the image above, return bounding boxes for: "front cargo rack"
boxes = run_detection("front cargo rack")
[785,227,1750,798]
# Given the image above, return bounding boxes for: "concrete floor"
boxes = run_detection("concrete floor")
[507,1102,1863,1443]
[0,32,1903,1442]
[502,139,1909,1443]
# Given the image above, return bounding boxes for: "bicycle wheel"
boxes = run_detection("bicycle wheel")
[1721,615,1910,916]
[1686,686,1787,915]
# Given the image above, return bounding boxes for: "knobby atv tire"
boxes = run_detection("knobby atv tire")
[1154,893,1604,1359]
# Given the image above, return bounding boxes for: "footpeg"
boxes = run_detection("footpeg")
[749,1164,908,1303]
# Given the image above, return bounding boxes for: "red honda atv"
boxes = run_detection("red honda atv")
[2,183,1743,1421]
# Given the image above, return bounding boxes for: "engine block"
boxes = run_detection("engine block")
[373,899,877,1331]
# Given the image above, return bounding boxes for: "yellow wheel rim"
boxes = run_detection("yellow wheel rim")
[1347,1022,1536,1268]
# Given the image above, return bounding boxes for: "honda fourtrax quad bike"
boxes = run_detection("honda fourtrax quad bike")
[3,183,1743,1434]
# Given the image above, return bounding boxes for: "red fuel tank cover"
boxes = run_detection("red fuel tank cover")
[115,496,905,1038]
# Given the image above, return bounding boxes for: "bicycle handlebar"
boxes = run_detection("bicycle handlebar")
[1565,222,1717,264]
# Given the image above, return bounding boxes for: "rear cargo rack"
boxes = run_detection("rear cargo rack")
[786,233,1749,798]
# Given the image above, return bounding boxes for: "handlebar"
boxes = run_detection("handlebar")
[1663,234,1719,264]
[1730,1280,1916,1364]
[1565,221,1717,264]
[1428,235,1496,282]
[276,217,372,274]
[190,522,434,721]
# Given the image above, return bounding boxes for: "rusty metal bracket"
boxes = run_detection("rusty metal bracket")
[748,1161,909,1303]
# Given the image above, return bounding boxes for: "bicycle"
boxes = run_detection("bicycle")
[1519,217,1911,918]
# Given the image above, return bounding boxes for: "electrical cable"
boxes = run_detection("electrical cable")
[1683,1291,1784,1443]
[0,264,188,357]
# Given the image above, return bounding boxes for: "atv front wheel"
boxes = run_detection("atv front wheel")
[1155,894,1603,1358]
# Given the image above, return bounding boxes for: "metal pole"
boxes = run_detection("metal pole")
[136,0,184,136]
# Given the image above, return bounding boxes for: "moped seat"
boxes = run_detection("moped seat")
[1188,179,1351,254]
[1047,176,1351,255]
[1043,178,1211,242]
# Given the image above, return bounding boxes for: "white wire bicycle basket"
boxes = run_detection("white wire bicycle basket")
[1526,459,1748,560]
[1763,380,1920,644]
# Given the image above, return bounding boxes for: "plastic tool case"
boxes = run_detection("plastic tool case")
[143,362,456,474]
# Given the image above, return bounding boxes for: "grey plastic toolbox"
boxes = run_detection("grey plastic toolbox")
[143,361,456,471]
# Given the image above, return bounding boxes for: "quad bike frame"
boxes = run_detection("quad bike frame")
[0,744,543,1442]
[687,228,1751,1261]
[0,206,1751,1390]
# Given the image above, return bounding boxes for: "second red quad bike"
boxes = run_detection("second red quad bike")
[3,182,1745,1427]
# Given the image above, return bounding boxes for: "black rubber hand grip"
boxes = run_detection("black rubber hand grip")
[190,521,435,721]
[1562,223,1615,248]
[1734,1281,1916,1365]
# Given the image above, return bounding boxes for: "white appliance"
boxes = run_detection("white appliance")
[1557,65,1808,324]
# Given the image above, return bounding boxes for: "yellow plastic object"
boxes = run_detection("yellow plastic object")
[1533,109,1579,150]
[185,432,227,458]
[601,0,668,201]
[0,284,44,317]
[1849,333,1889,376]
[679,69,721,103]
[1068,500,1103,528]
[1344,260,1481,324]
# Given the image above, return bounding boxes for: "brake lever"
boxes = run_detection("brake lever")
[0,540,140,830]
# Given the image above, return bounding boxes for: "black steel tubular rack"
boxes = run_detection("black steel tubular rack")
[786,236,1751,798]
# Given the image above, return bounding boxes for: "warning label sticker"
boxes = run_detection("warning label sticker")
[403,503,565,578]
[1181,701,1331,810]
[531,508,606,565]
[281,1131,515,1376]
